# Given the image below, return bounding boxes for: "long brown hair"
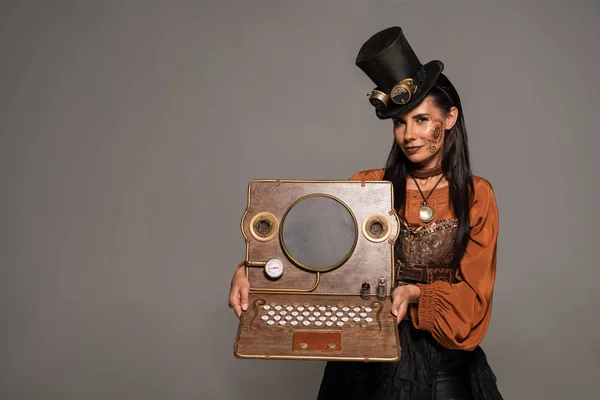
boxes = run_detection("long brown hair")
[382,73,475,266]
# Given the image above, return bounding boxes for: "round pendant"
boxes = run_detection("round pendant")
[419,206,434,223]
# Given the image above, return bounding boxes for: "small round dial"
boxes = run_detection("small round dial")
[264,258,284,279]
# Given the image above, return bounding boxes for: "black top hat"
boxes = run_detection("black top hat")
[356,26,444,120]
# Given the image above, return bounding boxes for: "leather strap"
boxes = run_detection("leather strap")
[396,261,456,285]
[409,164,443,179]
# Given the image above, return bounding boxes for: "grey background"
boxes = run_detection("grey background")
[1,1,598,399]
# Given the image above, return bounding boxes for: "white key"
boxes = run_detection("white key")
[267,320,275,325]
[348,312,355,317]
[365,308,372,312]
[342,307,350,312]
[330,316,338,322]
[286,306,294,311]
[291,320,298,326]
[319,316,327,321]
[336,312,344,317]
[313,312,321,317]
[261,315,269,321]
[280,311,287,316]
[273,315,281,321]
[268,311,275,316]
[263,305,271,310]
[365,317,373,323]
[353,317,361,322]
[303,311,310,316]
[308,306,315,311]
[331,307,338,311]
[342,317,349,322]
[315,321,323,326]
[285,316,293,321]
[325,321,334,326]
[324,312,332,317]
[275,305,282,310]
[353,307,361,312]
[360,312,367,318]
[297,316,304,321]
[303,320,310,326]
[319,306,326,311]
[308,317,316,321]
[336,321,344,327]
[279,320,286,325]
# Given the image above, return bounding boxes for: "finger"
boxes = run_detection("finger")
[229,291,242,317]
[396,301,408,325]
[390,291,402,317]
[240,285,249,311]
[233,304,242,318]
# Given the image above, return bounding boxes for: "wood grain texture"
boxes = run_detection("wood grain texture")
[241,180,399,296]
[234,293,401,362]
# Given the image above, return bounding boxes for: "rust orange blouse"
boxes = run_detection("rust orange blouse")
[349,169,499,351]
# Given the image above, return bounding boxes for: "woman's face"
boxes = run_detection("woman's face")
[392,96,458,169]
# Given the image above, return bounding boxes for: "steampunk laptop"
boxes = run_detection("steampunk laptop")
[233,179,401,362]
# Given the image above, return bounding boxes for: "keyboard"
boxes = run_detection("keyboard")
[255,301,380,329]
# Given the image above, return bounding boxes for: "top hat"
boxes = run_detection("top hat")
[356,26,444,120]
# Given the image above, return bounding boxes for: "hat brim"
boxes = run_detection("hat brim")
[375,60,444,120]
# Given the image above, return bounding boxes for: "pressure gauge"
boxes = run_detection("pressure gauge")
[264,258,284,279]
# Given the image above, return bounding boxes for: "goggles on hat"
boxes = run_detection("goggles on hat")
[368,78,418,110]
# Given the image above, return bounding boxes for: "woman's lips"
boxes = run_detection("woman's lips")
[404,145,422,154]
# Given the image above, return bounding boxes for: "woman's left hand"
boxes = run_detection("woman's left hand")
[390,284,421,324]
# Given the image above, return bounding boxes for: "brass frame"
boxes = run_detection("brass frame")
[390,78,418,105]
[249,211,279,242]
[279,193,359,273]
[368,89,389,109]
[361,213,393,243]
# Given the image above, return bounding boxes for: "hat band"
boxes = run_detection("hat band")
[368,66,426,110]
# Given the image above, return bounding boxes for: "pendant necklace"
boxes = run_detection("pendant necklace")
[410,173,445,224]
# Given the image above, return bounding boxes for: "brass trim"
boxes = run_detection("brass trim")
[249,211,279,242]
[390,78,418,105]
[369,89,389,109]
[371,300,383,334]
[248,272,320,293]
[361,213,392,243]
[250,298,265,331]
[246,261,267,267]
[279,193,359,273]
[233,352,400,362]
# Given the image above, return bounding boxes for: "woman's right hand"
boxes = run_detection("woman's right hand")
[229,262,250,318]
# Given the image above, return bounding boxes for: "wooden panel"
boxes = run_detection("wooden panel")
[241,180,399,296]
[234,293,401,362]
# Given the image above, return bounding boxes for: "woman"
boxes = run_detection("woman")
[230,27,502,399]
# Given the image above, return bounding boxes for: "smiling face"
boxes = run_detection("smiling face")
[392,96,459,169]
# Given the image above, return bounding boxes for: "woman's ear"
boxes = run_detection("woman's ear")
[445,106,459,131]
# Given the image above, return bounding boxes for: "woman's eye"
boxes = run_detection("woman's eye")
[417,117,428,123]
[393,120,405,126]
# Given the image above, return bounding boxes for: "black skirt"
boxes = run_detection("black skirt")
[317,321,503,400]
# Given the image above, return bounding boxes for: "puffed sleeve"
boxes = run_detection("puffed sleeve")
[409,177,499,351]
